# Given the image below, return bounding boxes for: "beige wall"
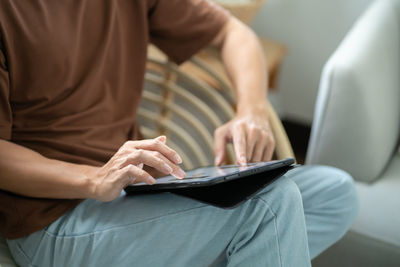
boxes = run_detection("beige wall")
[251,0,373,124]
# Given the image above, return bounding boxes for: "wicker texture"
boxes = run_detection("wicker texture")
[139,57,294,170]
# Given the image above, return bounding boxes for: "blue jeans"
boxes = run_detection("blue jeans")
[7,165,358,267]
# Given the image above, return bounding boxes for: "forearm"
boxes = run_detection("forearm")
[218,18,269,114]
[212,18,275,164]
[0,140,96,199]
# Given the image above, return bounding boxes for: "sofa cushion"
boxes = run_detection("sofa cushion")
[351,154,400,247]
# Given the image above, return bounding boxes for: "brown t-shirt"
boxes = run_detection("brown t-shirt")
[0,0,228,239]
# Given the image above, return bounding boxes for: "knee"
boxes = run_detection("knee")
[336,168,359,226]
[314,165,359,229]
[280,177,303,204]
[261,177,304,213]
[325,166,358,205]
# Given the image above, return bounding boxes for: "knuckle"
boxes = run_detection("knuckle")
[234,121,242,128]
[124,140,134,147]
[118,146,129,155]
[151,139,159,146]
[125,155,137,165]
[260,135,268,144]
[108,166,119,175]
[268,135,276,145]
[154,139,162,146]
[151,151,161,158]
[129,165,146,178]
[157,158,164,166]
[214,127,223,137]
[113,158,124,165]
[167,149,176,157]
[126,165,139,176]
[270,138,276,147]
[237,120,246,127]
[135,168,144,177]
[133,149,143,158]
[238,137,246,146]
[249,126,259,136]
[127,164,136,172]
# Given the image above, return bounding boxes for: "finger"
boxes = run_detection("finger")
[246,127,260,162]
[251,137,266,162]
[156,135,167,144]
[141,150,186,179]
[121,164,156,185]
[232,124,247,165]
[119,149,185,178]
[214,127,229,166]
[262,137,275,162]
[134,138,182,164]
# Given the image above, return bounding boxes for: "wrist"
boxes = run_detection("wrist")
[237,99,269,117]
[77,164,99,199]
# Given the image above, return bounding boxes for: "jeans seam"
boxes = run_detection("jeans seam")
[253,196,283,267]
[44,203,210,238]
[11,240,38,267]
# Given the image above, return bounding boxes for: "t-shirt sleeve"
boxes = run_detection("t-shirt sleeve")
[0,37,12,140]
[148,0,230,64]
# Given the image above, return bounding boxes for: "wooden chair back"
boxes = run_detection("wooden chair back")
[138,57,294,170]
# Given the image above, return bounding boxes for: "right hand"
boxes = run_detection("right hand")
[86,136,185,202]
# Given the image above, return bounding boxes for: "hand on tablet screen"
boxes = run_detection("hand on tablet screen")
[86,136,186,202]
[214,110,275,165]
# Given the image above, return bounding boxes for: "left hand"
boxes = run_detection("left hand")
[214,109,275,165]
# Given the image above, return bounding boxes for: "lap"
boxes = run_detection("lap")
[8,176,306,267]
[45,173,304,237]
[19,165,344,239]
[8,165,353,266]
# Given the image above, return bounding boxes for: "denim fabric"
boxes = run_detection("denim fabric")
[7,165,358,267]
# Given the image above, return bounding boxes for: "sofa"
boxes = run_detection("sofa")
[306,0,400,266]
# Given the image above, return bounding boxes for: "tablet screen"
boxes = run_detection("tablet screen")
[132,160,286,186]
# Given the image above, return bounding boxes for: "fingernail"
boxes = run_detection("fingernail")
[240,156,247,164]
[157,136,166,143]
[214,155,221,165]
[173,168,186,179]
[174,154,182,164]
[137,163,144,169]
[163,164,173,173]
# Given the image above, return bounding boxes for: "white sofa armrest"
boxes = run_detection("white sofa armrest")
[306,0,400,183]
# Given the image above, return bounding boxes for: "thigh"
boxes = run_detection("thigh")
[7,176,310,267]
[9,192,221,267]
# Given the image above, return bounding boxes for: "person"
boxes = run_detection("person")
[0,0,358,266]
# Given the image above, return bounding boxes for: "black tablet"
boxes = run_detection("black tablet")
[124,158,295,193]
